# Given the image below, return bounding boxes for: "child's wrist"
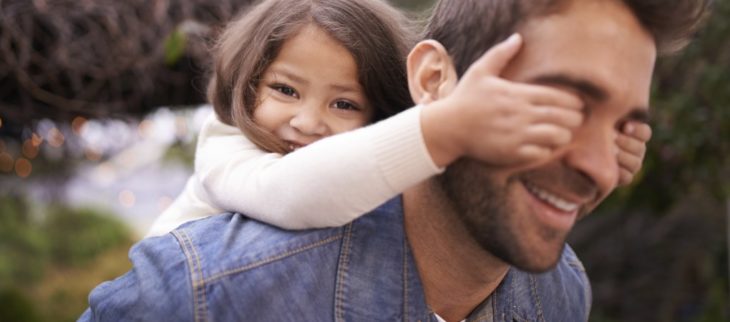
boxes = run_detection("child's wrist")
[420,101,465,167]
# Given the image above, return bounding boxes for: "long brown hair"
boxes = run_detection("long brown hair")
[208,0,415,153]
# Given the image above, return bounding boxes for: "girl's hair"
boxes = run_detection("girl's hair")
[208,0,416,154]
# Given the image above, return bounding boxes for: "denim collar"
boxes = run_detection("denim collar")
[334,197,542,322]
[334,197,432,321]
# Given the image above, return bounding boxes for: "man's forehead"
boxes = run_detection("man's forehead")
[499,0,656,120]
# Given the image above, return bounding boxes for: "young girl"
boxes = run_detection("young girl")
[147,0,650,237]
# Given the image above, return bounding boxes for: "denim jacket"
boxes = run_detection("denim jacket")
[80,198,591,321]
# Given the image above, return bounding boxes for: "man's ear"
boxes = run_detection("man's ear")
[407,40,459,105]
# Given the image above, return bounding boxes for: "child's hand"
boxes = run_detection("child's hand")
[616,121,651,186]
[423,34,584,167]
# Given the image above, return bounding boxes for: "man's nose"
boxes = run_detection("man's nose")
[289,101,328,136]
[563,124,620,194]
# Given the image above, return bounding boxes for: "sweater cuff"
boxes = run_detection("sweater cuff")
[369,105,444,193]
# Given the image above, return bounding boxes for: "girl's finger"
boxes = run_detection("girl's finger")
[471,33,523,76]
[623,121,652,142]
[522,124,573,148]
[530,105,584,129]
[617,149,642,174]
[511,82,584,110]
[616,134,646,157]
[515,144,554,163]
[618,168,634,186]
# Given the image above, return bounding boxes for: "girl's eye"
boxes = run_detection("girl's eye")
[333,100,360,111]
[271,84,298,98]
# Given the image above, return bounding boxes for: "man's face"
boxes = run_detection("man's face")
[440,0,656,272]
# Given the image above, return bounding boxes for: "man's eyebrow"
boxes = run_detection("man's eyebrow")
[531,74,608,102]
[530,74,651,124]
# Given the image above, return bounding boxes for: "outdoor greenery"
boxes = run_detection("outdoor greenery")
[569,1,730,321]
[0,196,133,322]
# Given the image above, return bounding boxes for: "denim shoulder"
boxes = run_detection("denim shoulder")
[169,213,347,320]
[171,212,346,278]
[80,213,347,321]
[80,226,195,321]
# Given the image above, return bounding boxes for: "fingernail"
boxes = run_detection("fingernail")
[624,123,635,134]
[506,33,521,44]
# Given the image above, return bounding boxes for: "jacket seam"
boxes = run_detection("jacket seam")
[203,234,344,284]
[334,224,354,322]
[173,229,209,322]
[528,275,546,322]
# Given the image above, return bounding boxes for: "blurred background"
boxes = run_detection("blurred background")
[0,0,727,321]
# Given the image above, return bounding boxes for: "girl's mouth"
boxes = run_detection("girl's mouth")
[284,140,305,151]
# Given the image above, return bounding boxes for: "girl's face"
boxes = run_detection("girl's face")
[254,25,373,151]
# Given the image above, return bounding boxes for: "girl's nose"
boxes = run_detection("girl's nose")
[289,102,328,137]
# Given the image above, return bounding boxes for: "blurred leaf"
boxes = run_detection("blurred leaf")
[0,197,49,287]
[44,206,131,267]
[164,29,187,66]
[0,288,41,322]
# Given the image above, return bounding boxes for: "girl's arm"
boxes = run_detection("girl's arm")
[197,106,441,229]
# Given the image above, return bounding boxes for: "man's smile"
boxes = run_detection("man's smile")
[522,180,581,212]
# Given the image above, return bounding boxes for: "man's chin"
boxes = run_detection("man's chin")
[503,242,566,274]
[438,159,571,273]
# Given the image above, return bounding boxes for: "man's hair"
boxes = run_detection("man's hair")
[425,0,710,77]
[208,0,415,153]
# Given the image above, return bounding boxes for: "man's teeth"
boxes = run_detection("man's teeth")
[525,183,580,212]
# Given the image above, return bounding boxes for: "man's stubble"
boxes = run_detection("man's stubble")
[436,158,597,273]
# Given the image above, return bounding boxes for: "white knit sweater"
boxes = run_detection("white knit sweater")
[145,105,441,237]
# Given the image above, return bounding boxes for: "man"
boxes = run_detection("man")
[80,0,707,321]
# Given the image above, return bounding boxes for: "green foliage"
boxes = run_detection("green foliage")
[695,281,730,322]
[161,140,196,168]
[571,2,729,321]
[0,288,42,322]
[615,0,730,212]
[0,196,133,322]
[0,197,49,287]
[164,29,187,66]
[44,206,131,267]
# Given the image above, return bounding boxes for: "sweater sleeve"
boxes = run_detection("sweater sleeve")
[197,105,442,229]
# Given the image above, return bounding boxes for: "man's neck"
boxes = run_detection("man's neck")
[403,181,509,322]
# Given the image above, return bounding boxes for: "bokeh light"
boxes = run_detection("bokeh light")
[22,139,39,159]
[15,158,32,178]
[175,116,188,138]
[46,127,65,147]
[158,196,173,211]
[118,190,136,208]
[31,133,43,146]
[137,120,153,139]
[71,116,87,135]
[84,148,102,162]
[0,152,13,172]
